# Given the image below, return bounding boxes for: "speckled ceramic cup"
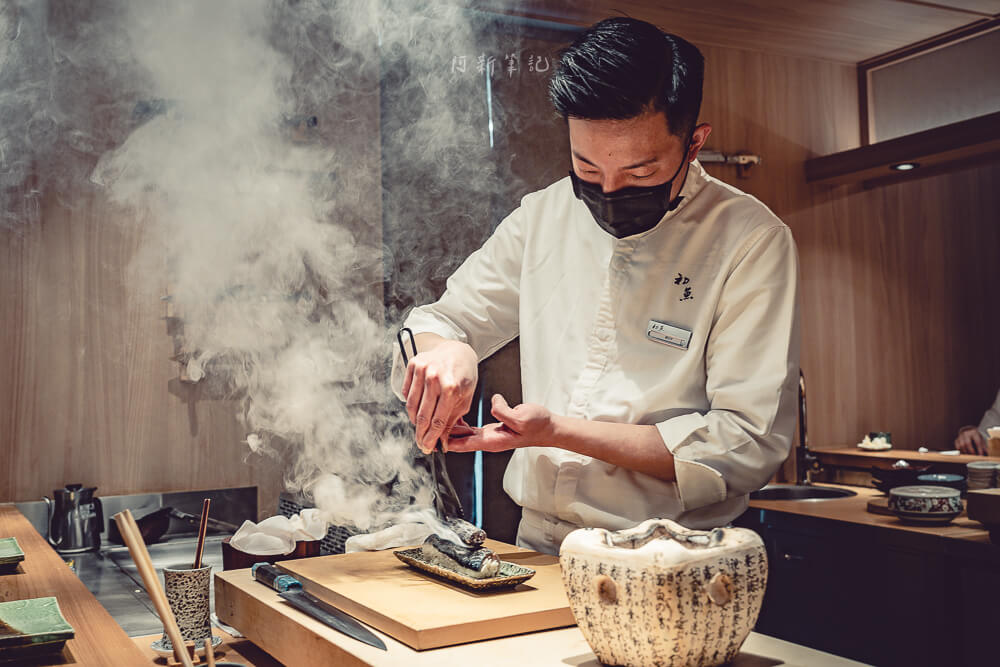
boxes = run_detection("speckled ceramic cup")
[160,563,212,645]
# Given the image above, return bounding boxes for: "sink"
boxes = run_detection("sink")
[750,485,858,501]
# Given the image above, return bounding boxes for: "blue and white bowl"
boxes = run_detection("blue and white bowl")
[889,485,962,525]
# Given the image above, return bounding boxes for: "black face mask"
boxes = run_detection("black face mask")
[570,139,692,239]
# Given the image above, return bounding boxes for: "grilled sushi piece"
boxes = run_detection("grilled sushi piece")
[444,516,486,546]
[421,534,500,579]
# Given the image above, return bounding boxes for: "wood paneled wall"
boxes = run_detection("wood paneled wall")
[694,44,1000,452]
[486,24,1000,457]
[2,11,997,509]
[0,183,284,507]
[0,24,384,512]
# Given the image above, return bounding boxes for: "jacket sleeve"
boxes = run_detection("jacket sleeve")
[390,204,526,399]
[978,388,1000,440]
[654,224,801,511]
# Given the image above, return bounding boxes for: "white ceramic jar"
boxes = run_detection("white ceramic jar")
[559,519,767,667]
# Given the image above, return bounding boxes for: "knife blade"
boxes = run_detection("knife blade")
[252,563,387,651]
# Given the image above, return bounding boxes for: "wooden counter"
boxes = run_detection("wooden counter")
[215,567,869,667]
[0,504,148,665]
[133,628,283,666]
[742,483,999,666]
[748,483,992,544]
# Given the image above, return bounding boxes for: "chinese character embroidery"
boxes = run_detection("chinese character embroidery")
[675,273,693,301]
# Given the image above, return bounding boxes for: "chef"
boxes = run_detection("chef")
[392,17,800,555]
[954,387,1000,455]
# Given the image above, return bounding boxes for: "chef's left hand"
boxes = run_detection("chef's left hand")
[445,394,555,452]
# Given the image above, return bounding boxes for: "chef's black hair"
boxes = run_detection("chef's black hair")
[549,17,704,138]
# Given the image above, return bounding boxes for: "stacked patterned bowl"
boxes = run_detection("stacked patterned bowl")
[966,461,1000,491]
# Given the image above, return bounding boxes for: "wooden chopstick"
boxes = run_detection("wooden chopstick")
[114,510,195,667]
[193,498,211,569]
[204,637,216,666]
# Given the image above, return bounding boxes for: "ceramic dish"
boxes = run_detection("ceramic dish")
[965,488,1000,527]
[889,485,962,525]
[394,548,535,591]
[915,473,966,494]
[0,597,75,661]
[0,537,25,574]
[892,509,962,525]
[870,465,930,494]
[151,633,222,657]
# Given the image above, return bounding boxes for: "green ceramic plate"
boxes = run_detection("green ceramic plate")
[0,538,24,575]
[394,548,535,591]
[0,538,24,564]
[0,597,75,659]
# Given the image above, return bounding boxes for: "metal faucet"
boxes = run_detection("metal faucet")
[796,369,821,485]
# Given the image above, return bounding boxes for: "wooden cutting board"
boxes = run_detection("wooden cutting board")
[866,497,894,515]
[276,539,574,650]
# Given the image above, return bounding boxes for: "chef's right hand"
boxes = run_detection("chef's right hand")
[955,426,986,455]
[402,337,478,454]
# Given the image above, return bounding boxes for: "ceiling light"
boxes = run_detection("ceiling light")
[890,162,919,171]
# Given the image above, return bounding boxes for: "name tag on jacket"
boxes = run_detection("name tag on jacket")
[646,320,692,350]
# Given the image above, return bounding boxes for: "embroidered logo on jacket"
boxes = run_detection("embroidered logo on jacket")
[674,273,694,301]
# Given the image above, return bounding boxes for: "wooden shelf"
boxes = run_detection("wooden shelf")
[804,111,1000,188]
[811,445,1000,469]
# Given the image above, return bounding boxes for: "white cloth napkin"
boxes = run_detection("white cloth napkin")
[230,510,328,556]
[344,523,435,553]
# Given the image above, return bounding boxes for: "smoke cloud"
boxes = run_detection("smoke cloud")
[1,0,544,535]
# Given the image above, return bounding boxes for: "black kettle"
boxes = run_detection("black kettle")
[43,484,104,553]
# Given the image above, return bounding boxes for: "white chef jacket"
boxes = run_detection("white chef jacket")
[977,388,1000,440]
[393,160,800,554]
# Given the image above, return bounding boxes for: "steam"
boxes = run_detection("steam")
[0,0,138,225]
[1,0,530,533]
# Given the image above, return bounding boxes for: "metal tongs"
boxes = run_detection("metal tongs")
[397,327,465,520]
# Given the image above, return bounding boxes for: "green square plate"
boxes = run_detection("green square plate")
[0,597,75,660]
[0,538,24,574]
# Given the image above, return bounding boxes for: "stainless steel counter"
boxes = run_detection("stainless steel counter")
[71,535,226,636]
[15,486,255,637]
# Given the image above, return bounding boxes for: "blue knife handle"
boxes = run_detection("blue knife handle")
[252,562,303,592]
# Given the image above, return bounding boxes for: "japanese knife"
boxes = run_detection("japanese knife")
[252,563,387,651]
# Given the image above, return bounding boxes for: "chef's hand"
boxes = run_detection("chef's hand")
[955,426,987,455]
[402,338,478,454]
[445,394,554,453]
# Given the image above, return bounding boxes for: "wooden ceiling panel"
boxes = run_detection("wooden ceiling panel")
[906,0,1000,16]
[471,0,995,63]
